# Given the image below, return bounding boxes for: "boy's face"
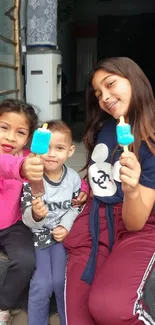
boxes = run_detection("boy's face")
[42,130,75,173]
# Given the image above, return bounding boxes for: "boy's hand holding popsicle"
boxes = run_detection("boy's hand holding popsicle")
[117,116,141,195]
[32,197,48,221]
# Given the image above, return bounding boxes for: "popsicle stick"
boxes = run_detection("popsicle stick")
[123,145,128,152]
[120,116,125,124]
[42,123,48,129]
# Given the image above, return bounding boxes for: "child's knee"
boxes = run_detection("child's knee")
[16,249,35,276]
[30,276,53,299]
[53,276,65,294]
[89,285,135,325]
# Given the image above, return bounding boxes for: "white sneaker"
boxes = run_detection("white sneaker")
[0,310,10,325]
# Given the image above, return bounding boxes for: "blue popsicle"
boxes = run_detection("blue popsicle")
[30,123,51,197]
[116,116,134,151]
[31,123,51,155]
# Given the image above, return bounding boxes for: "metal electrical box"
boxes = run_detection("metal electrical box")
[26,49,62,122]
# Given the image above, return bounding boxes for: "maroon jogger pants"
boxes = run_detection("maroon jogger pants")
[64,197,155,325]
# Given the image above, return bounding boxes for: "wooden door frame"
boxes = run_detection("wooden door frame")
[0,0,21,98]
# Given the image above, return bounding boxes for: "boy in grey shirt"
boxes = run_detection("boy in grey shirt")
[22,164,81,249]
[21,121,88,325]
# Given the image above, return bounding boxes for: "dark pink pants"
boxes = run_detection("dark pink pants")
[64,197,155,325]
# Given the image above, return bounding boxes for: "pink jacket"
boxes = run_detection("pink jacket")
[0,150,29,229]
[0,149,89,230]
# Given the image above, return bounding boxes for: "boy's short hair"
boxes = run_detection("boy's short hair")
[42,120,72,143]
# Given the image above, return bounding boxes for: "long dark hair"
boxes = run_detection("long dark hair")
[83,57,155,171]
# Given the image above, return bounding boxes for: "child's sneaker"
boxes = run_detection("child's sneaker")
[10,309,21,317]
[0,310,10,325]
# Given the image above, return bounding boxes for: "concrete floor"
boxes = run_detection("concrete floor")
[11,142,86,325]
[10,311,60,325]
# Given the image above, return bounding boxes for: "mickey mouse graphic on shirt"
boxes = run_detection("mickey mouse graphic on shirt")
[88,143,121,197]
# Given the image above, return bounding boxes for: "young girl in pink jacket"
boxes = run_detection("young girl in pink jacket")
[0,99,88,325]
[0,99,44,325]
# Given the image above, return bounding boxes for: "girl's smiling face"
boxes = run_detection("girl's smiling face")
[0,111,29,155]
[92,69,132,119]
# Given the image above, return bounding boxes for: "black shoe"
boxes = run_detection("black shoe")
[143,266,155,320]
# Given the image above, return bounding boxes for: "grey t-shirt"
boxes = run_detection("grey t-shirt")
[21,165,81,249]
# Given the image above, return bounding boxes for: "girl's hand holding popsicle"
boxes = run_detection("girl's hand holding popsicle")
[21,154,44,181]
[117,116,141,195]
[30,123,51,198]
[119,151,141,195]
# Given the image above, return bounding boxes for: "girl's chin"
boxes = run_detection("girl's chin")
[0,149,14,155]
[112,111,127,120]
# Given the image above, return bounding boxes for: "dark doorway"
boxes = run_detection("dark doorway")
[98,13,155,92]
